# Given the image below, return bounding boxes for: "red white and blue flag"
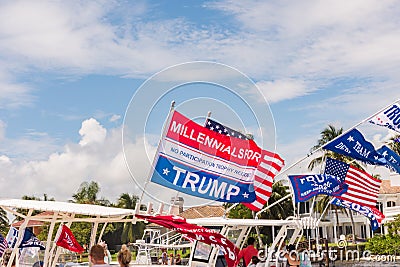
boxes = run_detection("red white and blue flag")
[0,233,8,257]
[150,111,284,207]
[324,158,381,208]
[205,118,285,211]
[324,158,385,229]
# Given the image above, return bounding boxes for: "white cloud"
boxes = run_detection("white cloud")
[255,79,314,103]
[109,114,121,122]
[0,119,154,202]
[79,118,107,146]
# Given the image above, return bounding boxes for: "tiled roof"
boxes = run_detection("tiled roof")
[12,211,54,227]
[380,180,400,194]
[179,205,225,219]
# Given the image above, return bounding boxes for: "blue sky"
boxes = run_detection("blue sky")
[0,1,399,206]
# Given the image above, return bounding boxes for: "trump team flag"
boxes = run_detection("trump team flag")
[288,174,348,203]
[55,224,84,253]
[377,145,400,174]
[6,227,45,250]
[205,118,285,211]
[369,102,400,133]
[323,128,386,165]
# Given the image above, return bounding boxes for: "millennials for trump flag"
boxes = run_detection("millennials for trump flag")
[377,145,400,174]
[136,214,239,267]
[324,158,381,208]
[369,102,400,133]
[323,128,386,165]
[331,198,384,231]
[288,174,348,203]
[151,111,284,204]
[55,224,84,254]
[205,118,285,211]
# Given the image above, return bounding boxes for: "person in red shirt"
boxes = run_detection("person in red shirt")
[238,237,258,267]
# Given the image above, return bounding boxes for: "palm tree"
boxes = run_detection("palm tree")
[309,125,358,243]
[0,208,9,235]
[116,193,145,243]
[388,134,400,154]
[71,181,110,206]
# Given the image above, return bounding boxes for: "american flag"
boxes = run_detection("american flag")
[0,233,8,257]
[205,118,285,211]
[324,158,381,208]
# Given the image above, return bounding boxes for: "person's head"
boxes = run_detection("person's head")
[117,244,131,267]
[247,237,256,246]
[176,254,180,258]
[169,253,173,257]
[90,244,106,264]
[2,249,15,267]
[251,256,259,264]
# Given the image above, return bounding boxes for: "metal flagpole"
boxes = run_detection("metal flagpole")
[137,101,176,214]
[275,98,400,180]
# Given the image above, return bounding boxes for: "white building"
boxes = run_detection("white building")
[299,180,400,242]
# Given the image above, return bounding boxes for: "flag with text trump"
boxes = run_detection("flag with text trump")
[150,111,284,205]
[369,102,400,133]
[151,111,262,203]
[205,118,285,211]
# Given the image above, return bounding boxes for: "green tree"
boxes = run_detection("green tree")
[116,193,145,243]
[388,134,400,154]
[71,181,110,206]
[0,208,9,235]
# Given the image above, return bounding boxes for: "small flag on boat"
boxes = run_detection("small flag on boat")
[6,227,45,250]
[331,198,384,231]
[369,102,400,133]
[205,118,285,211]
[324,158,381,208]
[288,174,348,203]
[55,224,84,254]
[377,145,400,174]
[0,233,8,257]
[323,128,386,165]
[136,214,239,267]
[20,228,45,250]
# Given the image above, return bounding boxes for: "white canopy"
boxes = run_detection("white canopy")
[0,198,135,219]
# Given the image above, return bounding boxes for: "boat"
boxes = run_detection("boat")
[0,198,326,267]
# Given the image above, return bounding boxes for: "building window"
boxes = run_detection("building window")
[361,225,367,239]
[345,226,352,235]
[376,202,383,212]
[387,201,396,208]
[299,202,310,214]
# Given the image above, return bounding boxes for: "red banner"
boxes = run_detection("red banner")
[55,225,84,254]
[136,214,239,267]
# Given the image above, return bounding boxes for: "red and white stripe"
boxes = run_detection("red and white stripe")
[337,165,381,208]
[244,150,285,211]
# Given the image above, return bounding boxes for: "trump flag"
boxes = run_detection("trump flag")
[323,128,386,165]
[369,102,400,133]
[150,111,284,204]
[377,145,400,174]
[288,174,348,203]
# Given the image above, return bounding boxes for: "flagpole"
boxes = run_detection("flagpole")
[275,98,400,179]
[137,101,176,214]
